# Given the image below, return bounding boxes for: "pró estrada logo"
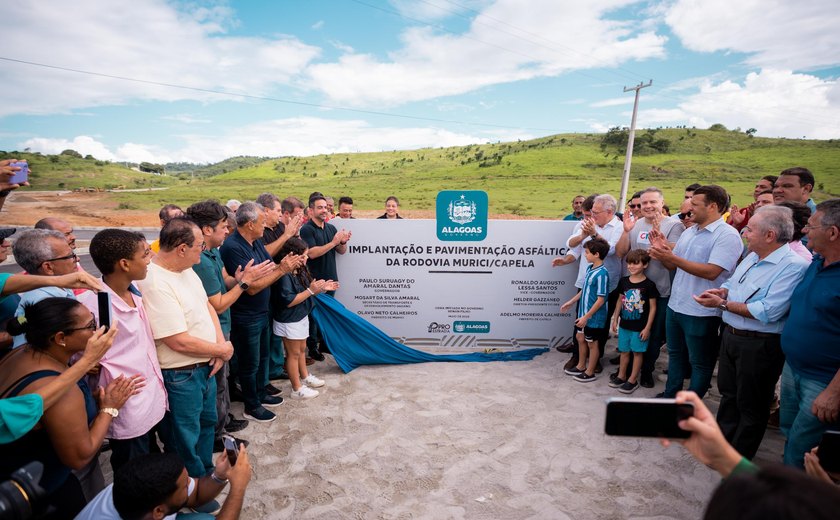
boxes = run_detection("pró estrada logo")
[436,190,488,242]
[453,321,491,334]
[427,322,451,333]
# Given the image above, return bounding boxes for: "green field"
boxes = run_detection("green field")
[5,127,839,217]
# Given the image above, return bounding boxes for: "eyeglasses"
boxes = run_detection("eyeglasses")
[738,261,758,284]
[43,252,79,263]
[66,318,97,333]
[629,204,641,209]
[803,224,833,232]
[678,212,693,221]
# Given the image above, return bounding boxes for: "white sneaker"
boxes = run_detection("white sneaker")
[290,386,319,399]
[302,374,325,388]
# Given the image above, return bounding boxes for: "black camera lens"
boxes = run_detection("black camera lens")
[0,462,46,520]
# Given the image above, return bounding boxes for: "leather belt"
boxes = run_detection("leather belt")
[161,361,211,371]
[726,326,780,339]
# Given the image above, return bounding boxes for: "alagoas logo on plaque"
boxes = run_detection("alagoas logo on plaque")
[436,190,488,241]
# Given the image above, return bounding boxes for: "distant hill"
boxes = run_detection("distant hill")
[165,156,272,178]
[5,127,839,218]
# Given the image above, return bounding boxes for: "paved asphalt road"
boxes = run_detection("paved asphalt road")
[0,226,159,276]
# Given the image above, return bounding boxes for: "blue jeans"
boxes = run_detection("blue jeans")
[230,314,271,411]
[780,363,839,468]
[641,295,669,376]
[268,331,287,379]
[160,365,216,477]
[663,308,721,398]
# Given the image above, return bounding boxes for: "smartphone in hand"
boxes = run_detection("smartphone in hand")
[97,292,112,332]
[817,430,840,472]
[605,397,695,439]
[222,435,239,466]
[8,161,29,185]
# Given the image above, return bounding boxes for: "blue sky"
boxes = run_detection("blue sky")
[1,0,838,163]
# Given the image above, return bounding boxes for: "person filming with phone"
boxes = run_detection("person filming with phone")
[76,442,252,520]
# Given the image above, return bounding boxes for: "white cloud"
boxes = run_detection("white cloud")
[161,114,212,124]
[311,20,324,30]
[0,0,320,117]
[20,117,533,163]
[638,69,840,139]
[665,0,840,70]
[590,97,637,108]
[308,0,666,106]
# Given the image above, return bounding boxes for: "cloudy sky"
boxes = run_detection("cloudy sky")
[1,0,838,163]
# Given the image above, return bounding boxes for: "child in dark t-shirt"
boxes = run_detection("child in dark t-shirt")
[609,249,659,393]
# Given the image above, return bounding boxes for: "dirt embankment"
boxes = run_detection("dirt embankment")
[0,191,546,227]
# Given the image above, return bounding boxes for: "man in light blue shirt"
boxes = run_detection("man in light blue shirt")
[10,229,78,348]
[694,205,809,458]
[649,185,743,398]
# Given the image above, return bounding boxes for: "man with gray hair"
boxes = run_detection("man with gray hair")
[11,229,79,347]
[694,205,809,459]
[220,202,304,424]
[565,193,624,369]
[778,198,840,468]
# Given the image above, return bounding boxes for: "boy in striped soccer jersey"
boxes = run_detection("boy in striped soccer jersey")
[561,237,610,383]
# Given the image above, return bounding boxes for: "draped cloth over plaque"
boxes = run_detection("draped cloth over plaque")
[312,294,549,373]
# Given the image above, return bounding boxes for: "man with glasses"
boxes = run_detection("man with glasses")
[220,202,304,424]
[10,229,80,347]
[136,218,233,487]
[693,205,808,459]
[779,198,840,468]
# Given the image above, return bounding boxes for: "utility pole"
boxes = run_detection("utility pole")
[618,80,652,210]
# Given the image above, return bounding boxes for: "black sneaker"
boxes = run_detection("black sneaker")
[564,366,584,376]
[573,372,598,383]
[555,343,575,353]
[261,394,284,408]
[619,381,640,394]
[229,383,245,403]
[640,372,655,389]
[594,361,603,374]
[308,349,325,362]
[225,414,249,433]
[213,436,250,453]
[270,371,291,380]
[244,406,276,423]
[608,375,626,388]
[265,383,282,396]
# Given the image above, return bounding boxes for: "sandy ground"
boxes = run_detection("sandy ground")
[99,344,783,520]
[6,190,785,518]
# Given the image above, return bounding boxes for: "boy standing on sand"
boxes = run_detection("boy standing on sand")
[609,249,659,394]
[561,238,610,383]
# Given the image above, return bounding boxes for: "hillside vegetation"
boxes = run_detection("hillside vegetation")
[4,127,839,217]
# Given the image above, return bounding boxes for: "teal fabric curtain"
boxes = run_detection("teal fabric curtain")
[311,294,548,373]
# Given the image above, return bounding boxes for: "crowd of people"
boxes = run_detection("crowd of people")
[553,167,839,491]
[1,155,839,518]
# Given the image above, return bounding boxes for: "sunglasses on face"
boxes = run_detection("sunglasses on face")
[678,212,693,221]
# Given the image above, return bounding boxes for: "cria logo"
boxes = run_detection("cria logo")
[427,322,451,333]
[436,190,488,241]
[453,321,490,333]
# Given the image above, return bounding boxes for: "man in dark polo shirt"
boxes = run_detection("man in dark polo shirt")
[300,195,351,360]
[220,202,303,423]
[256,192,303,379]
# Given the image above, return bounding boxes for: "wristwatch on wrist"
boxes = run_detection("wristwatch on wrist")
[238,281,249,291]
[719,300,729,311]
[100,407,119,418]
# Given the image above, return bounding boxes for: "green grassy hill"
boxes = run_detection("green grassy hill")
[5,127,840,217]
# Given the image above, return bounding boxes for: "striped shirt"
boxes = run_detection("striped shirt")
[579,263,610,328]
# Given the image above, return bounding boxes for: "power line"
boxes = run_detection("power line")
[0,56,560,133]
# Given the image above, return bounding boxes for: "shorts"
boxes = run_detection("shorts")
[576,326,607,343]
[272,316,309,340]
[617,328,649,353]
